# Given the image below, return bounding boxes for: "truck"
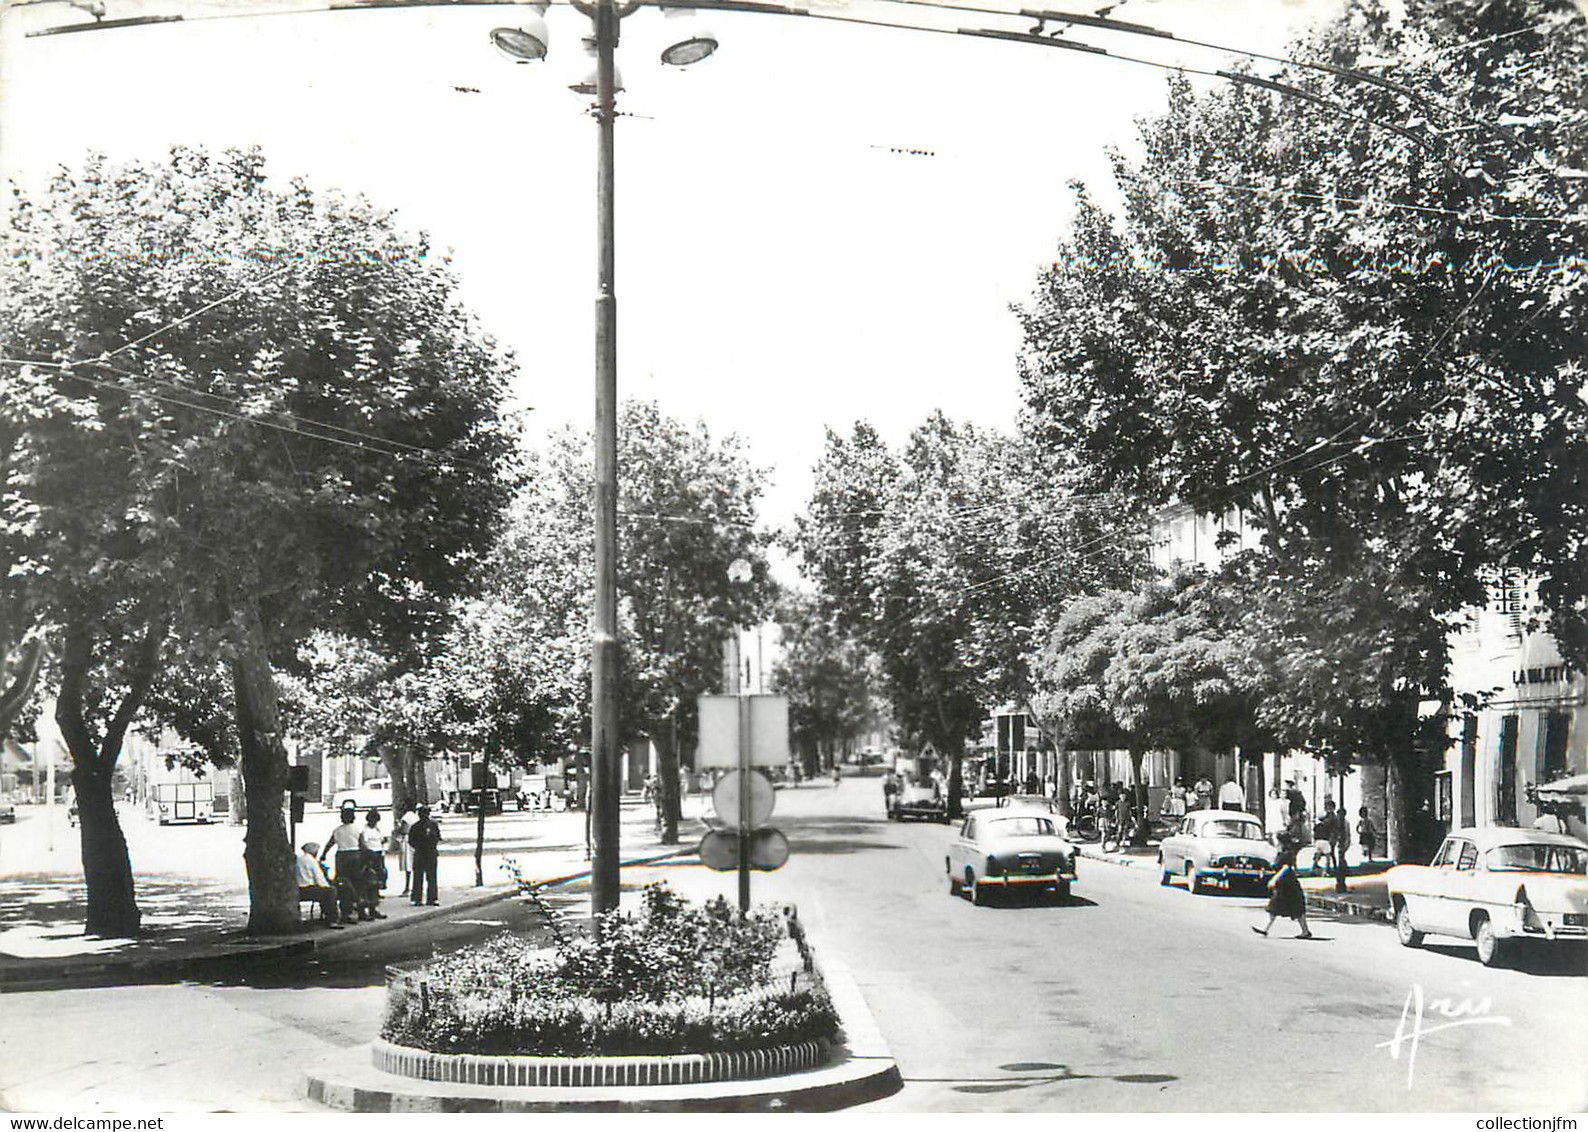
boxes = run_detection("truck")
[152,781,215,825]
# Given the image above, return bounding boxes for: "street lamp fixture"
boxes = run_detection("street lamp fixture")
[570,36,624,95]
[659,8,717,66]
[489,2,550,63]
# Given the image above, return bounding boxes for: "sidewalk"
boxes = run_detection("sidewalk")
[1074,840,1394,922]
[0,795,705,990]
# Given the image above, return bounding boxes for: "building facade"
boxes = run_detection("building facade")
[1444,574,1585,839]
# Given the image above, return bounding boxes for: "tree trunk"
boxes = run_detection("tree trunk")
[656,716,681,845]
[55,612,162,938]
[1129,748,1150,845]
[946,748,964,819]
[1386,749,1413,864]
[230,598,298,935]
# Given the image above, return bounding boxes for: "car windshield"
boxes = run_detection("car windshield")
[989,817,1056,838]
[1486,843,1588,874]
[1201,819,1264,840]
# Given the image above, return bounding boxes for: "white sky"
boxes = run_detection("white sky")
[0,0,1342,531]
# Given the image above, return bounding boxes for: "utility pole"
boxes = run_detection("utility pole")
[588,0,622,917]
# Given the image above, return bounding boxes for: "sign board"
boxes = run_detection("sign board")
[697,828,791,872]
[696,695,791,768]
[712,769,775,828]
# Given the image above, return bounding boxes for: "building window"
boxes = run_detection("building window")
[1540,711,1570,784]
[1435,770,1453,824]
[1497,714,1519,826]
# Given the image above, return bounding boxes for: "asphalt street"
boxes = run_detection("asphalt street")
[0,777,1583,1113]
[649,777,1588,1112]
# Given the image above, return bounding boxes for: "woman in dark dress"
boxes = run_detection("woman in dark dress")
[1254,836,1312,939]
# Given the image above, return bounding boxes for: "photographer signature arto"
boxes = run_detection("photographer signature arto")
[1377,984,1512,1088]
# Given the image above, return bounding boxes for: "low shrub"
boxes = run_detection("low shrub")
[379,884,841,1058]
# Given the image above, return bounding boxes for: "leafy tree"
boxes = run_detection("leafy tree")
[1016,0,1586,856]
[771,595,882,776]
[1033,571,1275,840]
[1,147,515,933]
[796,415,1140,816]
[479,403,772,843]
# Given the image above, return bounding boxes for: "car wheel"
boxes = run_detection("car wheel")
[1055,881,1071,902]
[1474,915,1504,967]
[1158,853,1172,886]
[948,861,961,896]
[1395,902,1424,948]
[1187,863,1204,895]
[963,868,976,902]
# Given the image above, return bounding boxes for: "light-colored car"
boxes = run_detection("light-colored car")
[947,806,1078,905]
[1385,826,1588,967]
[0,798,15,823]
[332,777,393,812]
[1157,810,1279,894]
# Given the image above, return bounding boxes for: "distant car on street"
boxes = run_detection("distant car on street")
[0,799,14,823]
[332,777,393,812]
[947,805,1077,905]
[1385,826,1588,967]
[1157,810,1278,894]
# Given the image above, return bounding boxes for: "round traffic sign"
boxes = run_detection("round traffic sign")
[712,769,775,828]
[747,827,790,871]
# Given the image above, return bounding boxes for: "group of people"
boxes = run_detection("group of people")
[295,801,443,928]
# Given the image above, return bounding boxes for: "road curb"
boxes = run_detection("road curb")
[1303,891,1390,923]
[1075,845,1156,871]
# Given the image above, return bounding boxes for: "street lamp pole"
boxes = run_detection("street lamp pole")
[589,0,622,917]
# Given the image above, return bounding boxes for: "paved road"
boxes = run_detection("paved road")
[668,777,1587,1112]
[2,778,1582,1113]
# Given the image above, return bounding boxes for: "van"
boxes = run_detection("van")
[153,781,215,825]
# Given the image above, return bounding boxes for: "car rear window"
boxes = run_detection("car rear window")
[1487,843,1588,874]
[988,817,1055,838]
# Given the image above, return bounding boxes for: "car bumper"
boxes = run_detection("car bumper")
[1516,912,1588,941]
[980,872,1077,887]
[1203,867,1275,885]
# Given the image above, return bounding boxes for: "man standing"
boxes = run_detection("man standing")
[1193,774,1214,812]
[1219,775,1245,812]
[409,803,442,907]
[320,804,366,921]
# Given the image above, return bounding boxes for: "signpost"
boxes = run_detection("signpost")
[697,692,792,909]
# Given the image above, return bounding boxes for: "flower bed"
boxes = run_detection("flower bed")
[379,884,841,1059]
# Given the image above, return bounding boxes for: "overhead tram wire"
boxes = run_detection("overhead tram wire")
[869,0,1581,193]
[23,0,1506,190]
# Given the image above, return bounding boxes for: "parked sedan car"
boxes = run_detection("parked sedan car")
[331,777,393,812]
[947,807,1077,905]
[1158,810,1279,894]
[0,798,15,824]
[1384,826,1588,967]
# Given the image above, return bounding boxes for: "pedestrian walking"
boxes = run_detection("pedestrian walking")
[1218,775,1245,812]
[1357,808,1378,861]
[358,808,388,920]
[320,804,367,921]
[408,803,442,906]
[1193,774,1214,812]
[1253,836,1313,939]
[1312,800,1338,874]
